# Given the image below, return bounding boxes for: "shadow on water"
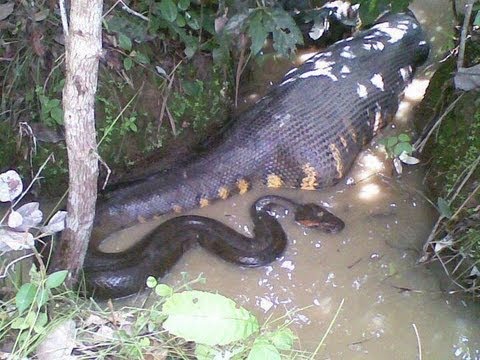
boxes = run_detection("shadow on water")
[101,1,480,357]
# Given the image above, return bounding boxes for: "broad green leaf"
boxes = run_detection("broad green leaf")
[184,45,196,58]
[50,107,64,124]
[135,52,150,64]
[162,290,259,346]
[437,197,452,219]
[247,11,268,55]
[155,284,173,297]
[178,0,190,11]
[46,270,68,289]
[159,0,178,23]
[270,328,296,350]
[16,283,38,315]
[398,133,411,142]
[11,317,29,330]
[34,311,48,334]
[45,98,61,110]
[118,33,132,51]
[386,136,398,148]
[393,142,413,156]
[123,57,133,70]
[475,12,480,26]
[247,337,281,360]
[176,13,186,27]
[36,288,49,308]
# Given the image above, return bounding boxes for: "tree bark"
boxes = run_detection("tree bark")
[52,0,103,285]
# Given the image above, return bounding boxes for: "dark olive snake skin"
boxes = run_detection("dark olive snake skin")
[84,12,429,298]
[93,12,429,240]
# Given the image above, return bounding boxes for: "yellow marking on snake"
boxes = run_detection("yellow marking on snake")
[329,143,344,179]
[137,215,147,224]
[267,174,284,188]
[218,186,229,200]
[199,198,210,208]
[236,179,250,194]
[339,135,348,148]
[172,204,183,214]
[301,163,318,190]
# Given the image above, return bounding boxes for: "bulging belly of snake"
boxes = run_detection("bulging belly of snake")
[83,195,344,299]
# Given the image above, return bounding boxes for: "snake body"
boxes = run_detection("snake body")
[84,12,429,298]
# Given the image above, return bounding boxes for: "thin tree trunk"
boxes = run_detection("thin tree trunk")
[52,0,103,285]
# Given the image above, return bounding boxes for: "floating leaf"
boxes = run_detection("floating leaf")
[146,276,158,288]
[393,157,402,174]
[16,283,38,315]
[0,170,23,202]
[46,270,68,289]
[398,151,420,165]
[437,197,452,219]
[162,290,259,346]
[398,133,411,142]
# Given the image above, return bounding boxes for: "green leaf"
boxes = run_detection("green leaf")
[146,276,158,288]
[184,45,196,58]
[475,12,480,26]
[50,107,64,124]
[11,317,29,330]
[46,270,68,289]
[393,142,413,156]
[123,57,133,70]
[398,133,411,142]
[45,98,61,110]
[270,328,296,350]
[36,288,49,308]
[162,290,259,346]
[247,11,268,55]
[437,197,452,219]
[178,0,190,11]
[195,344,220,360]
[155,284,173,297]
[176,13,186,27]
[159,0,178,23]
[16,283,38,315]
[247,337,281,360]
[386,136,398,148]
[118,33,132,52]
[33,312,48,334]
[135,52,150,64]
[186,11,201,30]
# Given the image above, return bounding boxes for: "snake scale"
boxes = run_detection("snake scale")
[84,11,429,298]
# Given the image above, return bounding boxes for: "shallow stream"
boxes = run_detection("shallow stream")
[102,2,480,358]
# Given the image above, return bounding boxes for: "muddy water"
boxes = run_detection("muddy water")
[102,3,480,358]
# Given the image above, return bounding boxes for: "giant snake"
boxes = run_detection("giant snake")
[81,11,429,299]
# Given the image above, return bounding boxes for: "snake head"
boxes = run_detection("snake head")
[294,203,345,234]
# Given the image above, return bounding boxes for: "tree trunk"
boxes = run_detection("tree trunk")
[52,0,103,285]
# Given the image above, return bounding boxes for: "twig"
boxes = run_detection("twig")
[0,253,35,279]
[310,298,344,359]
[457,0,475,70]
[412,323,422,360]
[59,0,69,37]
[166,106,178,137]
[414,93,464,153]
[158,60,183,134]
[119,0,149,21]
